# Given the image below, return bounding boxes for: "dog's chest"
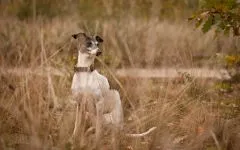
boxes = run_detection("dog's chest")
[71,70,110,96]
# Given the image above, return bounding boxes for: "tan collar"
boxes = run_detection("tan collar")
[74,65,94,72]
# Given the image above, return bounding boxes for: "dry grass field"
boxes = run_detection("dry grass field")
[0,1,240,150]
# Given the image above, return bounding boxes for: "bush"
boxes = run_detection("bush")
[189,0,240,36]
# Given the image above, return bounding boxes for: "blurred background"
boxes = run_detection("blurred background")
[0,0,240,150]
[0,0,206,68]
[0,0,238,68]
[0,0,198,20]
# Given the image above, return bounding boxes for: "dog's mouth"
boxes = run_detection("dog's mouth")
[86,47,102,56]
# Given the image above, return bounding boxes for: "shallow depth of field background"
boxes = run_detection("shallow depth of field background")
[0,0,239,150]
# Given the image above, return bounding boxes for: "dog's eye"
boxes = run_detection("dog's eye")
[86,41,92,47]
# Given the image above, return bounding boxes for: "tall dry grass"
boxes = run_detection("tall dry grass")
[0,9,240,150]
[1,16,239,68]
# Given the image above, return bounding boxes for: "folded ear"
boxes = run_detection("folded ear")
[95,36,103,43]
[72,34,78,39]
[72,33,86,39]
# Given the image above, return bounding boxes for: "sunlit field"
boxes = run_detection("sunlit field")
[0,1,239,150]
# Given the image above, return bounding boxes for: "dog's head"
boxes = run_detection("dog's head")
[72,33,103,56]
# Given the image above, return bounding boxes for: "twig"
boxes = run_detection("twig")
[210,130,221,150]
[126,127,157,137]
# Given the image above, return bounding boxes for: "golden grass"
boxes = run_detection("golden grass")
[0,16,240,150]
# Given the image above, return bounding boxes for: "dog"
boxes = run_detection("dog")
[70,33,157,147]
[70,33,123,141]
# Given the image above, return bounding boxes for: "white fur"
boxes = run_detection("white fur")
[76,51,95,67]
[71,49,123,128]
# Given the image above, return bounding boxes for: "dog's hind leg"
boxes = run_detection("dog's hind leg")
[101,90,123,149]
[110,90,123,150]
[110,90,124,129]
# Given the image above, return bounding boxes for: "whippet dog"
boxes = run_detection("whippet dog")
[70,33,123,141]
[70,33,156,146]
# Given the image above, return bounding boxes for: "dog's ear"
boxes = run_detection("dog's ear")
[95,36,103,43]
[72,34,78,39]
[72,33,86,39]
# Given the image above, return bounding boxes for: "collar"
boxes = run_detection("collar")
[74,65,94,72]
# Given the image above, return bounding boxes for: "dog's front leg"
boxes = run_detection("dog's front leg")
[71,92,85,139]
[71,92,88,141]
[72,103,80,138]
[95,99,104,146]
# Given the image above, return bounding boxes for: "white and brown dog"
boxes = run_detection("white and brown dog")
[70,33,156,145]
[70,33,123,140]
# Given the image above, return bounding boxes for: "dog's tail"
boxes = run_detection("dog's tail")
[125,126,157,137]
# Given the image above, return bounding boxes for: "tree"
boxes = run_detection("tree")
[189,0,240,36]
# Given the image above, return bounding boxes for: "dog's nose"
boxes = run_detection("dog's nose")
[96,51,102,56]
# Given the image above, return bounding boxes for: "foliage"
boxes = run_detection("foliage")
[189,0,240,36]
[225,54,240,67]
[190,0,240,86]
[215,82,233,93]
[225,55,240,82]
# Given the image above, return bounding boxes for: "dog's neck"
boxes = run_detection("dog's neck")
[76,51,95,68]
